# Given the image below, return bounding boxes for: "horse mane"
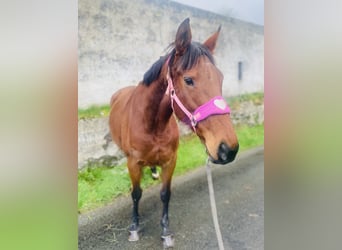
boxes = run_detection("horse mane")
[142,55,168,86]
[142,42,215,86]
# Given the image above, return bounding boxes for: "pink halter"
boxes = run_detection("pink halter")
[166,60,230,131]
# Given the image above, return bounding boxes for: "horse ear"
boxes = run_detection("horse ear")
[175,18,192,56]
[203,25,221,54]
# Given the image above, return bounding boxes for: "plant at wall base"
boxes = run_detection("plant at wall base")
[226,92,264,109]
[78,105,111,119]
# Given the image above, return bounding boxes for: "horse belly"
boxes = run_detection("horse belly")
[109,86,135,151]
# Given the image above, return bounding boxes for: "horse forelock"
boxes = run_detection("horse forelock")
[175,42,215,71]
[142,42,214,86]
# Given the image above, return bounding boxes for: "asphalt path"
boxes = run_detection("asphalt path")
[78,146,264,250]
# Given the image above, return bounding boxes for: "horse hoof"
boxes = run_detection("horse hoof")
[128,230,140,242]
[161,234,174,248]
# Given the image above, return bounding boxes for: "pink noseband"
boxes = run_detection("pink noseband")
[166,60,230,131]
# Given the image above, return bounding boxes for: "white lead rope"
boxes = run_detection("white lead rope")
[206,158,229,250]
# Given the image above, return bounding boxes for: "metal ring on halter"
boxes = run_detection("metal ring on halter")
[191,116,197,127]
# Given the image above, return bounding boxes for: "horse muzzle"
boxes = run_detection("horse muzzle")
[210,142,239,165]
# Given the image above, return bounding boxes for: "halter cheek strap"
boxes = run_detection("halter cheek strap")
[166,65,230,131]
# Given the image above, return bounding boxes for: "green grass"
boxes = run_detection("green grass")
[236,124,264,150]
[78,124,264,213]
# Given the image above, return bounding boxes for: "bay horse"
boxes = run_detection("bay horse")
[109,18,239,247]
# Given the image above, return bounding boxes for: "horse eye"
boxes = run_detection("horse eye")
[184,77,194,86]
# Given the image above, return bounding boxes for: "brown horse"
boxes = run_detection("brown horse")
[109,18,239,247]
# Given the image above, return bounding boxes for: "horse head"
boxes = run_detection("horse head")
[168,18,239,164]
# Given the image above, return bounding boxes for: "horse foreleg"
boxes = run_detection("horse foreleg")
[160,184,171,236]
[160,157,176,247]
[127,159,142,241]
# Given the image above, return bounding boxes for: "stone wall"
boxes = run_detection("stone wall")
[78,101,264,170]
[78,0,264,108]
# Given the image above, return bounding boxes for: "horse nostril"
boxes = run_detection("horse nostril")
[218,143,229,161]
[215,142,238,164]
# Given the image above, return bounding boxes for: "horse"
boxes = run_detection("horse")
[109,18,239,248]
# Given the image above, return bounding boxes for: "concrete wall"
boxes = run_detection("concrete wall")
[78,0,264,108]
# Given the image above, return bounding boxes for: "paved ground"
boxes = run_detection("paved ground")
[78,147,264,250]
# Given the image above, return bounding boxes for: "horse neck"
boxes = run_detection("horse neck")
[138,78,173,133]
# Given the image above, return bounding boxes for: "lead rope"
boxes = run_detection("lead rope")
[206,158,228,250]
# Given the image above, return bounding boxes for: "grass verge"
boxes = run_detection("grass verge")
[78,105,111,120]
[78,124,264,213]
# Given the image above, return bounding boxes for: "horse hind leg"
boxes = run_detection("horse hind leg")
[127,159,143,241]
[150,166,160,180]
[160,158,176,248]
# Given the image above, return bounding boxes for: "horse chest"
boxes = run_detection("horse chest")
[129,133,178,166]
